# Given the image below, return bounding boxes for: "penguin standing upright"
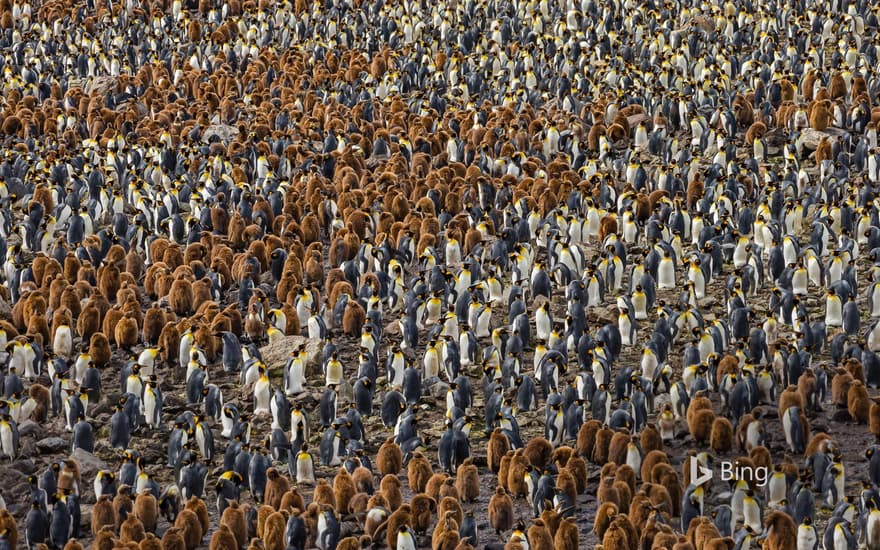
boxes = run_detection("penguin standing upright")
[295,444,316,485]
[658,251,676,289]
[71,415,94,453]
[842,296,860,336]
[254,366,272,415]
[109,405,131,449]
[826,289,843,327]
[395,524,417,550]
[618,306,637,346]
[49,492,71,549]
[782,406,806,454]
[797,517,818,550]
[545,403,565,448]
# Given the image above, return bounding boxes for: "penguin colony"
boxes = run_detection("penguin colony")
[4,0,880,549]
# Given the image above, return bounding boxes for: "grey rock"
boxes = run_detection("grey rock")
[84,75,119,96]
[12,459,37,475]
[427,380,450,400]
[18,420,44,438]
[36,437,67,453]
[337,379,354,403]
[260,335,323,377]
[19,439,37,458]
[0,467,26,489]
[202,124,240,144]
[626,113,651,130]
[71,448,108,478]
[799,127,851,151]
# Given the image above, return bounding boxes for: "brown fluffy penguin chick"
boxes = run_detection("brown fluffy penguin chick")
[312,479,335,508]
[114,313,139,350]
[410,493,437,535]
[264,467,290,510]
[139,532,162,550]
[377,437,403,476]
[425,473,449,501]
[498,451,514,491]
[431,510,460,550]
[455,458,480,503]
[763,510,797,550]
[185,496,210,535]
[337,535,372,550]
[434,513,461,550]
[27,383,50,422]
[528,518,554,549]
[348,493,370,516]
[640,449,669,482]
[640,424,663,455]
[797,370,819,414]
[576,420,602,459]
[616,464,637,496]
[89,332,112,368]
[334,466,357,515]
[749,446,773,473]
[870,399,880,441]
[552,446,574,468]
[134,490,158,533]
[380,474,403,511]
[598,214,619,242]
[607,431,632,466]
[382,504,413,549]
[342,300,366,336]
[710,417,734,453]
[438,496,463,528]
[433,476,458,502]
[809,100,831,130]
[703,537,735,550]
[539,507,563,540]
[554,517,579,550]
[488,428,511,473]
[407,451,433,493]
[220,500,249,549]
[566,454,589,494]
[609,515,639,550]
[688,408,716,445]
[92,494,116,535]
[262,511,288,550]
[506,449,530,498]
[120,513,146,544]
[848,380,871,423]
[592,427,614,464]
[209,523,239,550]
[280,486,305,513]
[352,465,374,495]
[173,508,203,550]
[523,437,553,470]
[832,369,855,408]
[597,476,621,509]
[93,526,115,550]
[489,485,514,535]
[594,502,619,539]
[160,526,187,550]
[815,136,832,163]
[687,516,720,550]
